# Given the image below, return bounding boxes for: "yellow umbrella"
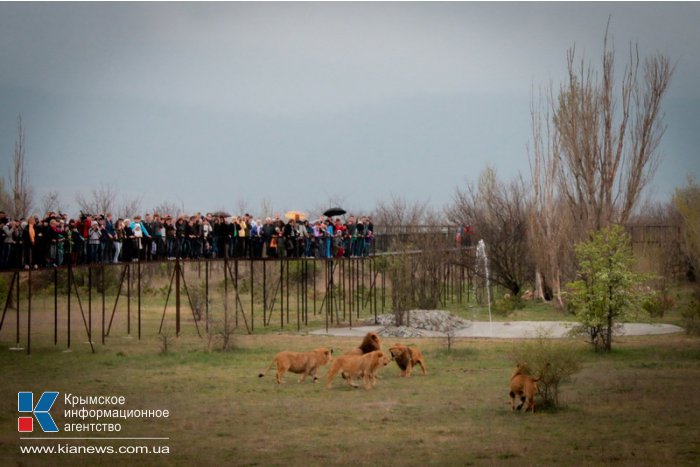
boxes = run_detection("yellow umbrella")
[284,210,307,221]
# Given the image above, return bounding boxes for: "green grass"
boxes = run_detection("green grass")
[2,279,700,465]
[2,324,700,466]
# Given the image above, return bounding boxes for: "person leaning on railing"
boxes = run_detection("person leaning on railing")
[1,220,18,268]
[113,220,125,263]
[0,209,380,269]
[46,218,61,266]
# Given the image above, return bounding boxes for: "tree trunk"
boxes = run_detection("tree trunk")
[535,269,544,300]
[606,307,614,352]
[554,274,564,309]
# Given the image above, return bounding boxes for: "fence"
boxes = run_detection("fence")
[625,224,686,277]
[0,253,475,354]
[372,225,463,253]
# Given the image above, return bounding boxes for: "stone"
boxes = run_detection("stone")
[368,310,471,336]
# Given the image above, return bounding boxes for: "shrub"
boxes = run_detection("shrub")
[206,315,237,352]
[185,282,208,321]
[681,298,700,336]
[642,290,675,318]
[509,332,583,409]
[492,293,524,317]
[159,329,174,355]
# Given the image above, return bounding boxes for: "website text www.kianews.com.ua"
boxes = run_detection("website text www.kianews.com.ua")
[20,443,170,455]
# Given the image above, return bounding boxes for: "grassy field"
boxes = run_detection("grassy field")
[1,278,699,466]
[2,320,700,465]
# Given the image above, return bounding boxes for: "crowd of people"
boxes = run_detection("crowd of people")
[0,210,375,270]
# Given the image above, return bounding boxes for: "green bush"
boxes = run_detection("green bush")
[509,332,583,409]
[681,299,700,336]
[492,298,515,317]
[492,294,524,316]
[642,290,675,318]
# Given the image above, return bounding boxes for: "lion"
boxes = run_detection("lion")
[326,350,392,390]
[509,363,544,413]
[344,332,382,356]
[388,343,427,377]
[342,332,383,380]
[258,348,333,384]
[363,350,393,388]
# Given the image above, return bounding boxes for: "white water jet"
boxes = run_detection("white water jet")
[476,239,492,329]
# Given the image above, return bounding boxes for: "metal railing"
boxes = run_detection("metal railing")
[1,252,475,354]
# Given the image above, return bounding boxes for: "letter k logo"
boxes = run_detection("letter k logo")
[18,392,59,432]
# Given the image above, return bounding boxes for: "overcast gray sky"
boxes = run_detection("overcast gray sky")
[1,2,699,218]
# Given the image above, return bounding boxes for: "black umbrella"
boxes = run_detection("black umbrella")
[323,207,346,217]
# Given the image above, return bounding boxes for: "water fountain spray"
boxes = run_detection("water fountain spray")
[476,239,492,330]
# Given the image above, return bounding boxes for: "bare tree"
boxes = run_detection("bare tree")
[153,200,184,217]
[528,88,575,304]
[554,24,674,231]
[41,190,64,216]
[236,198,249,216]
[374,197,450,324]
[118,195,143,219]
[373,194,428,229]
[448,167,532,296]
[258,198,274,219]
[75,184,117,215]
[11,115,33,218]
[0,178,11,213]
[311,193,348,221]
[527,24,674,304]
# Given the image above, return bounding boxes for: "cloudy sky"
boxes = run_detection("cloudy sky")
[1,2,699,218]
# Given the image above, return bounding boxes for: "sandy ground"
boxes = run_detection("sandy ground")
[310,321,684,339]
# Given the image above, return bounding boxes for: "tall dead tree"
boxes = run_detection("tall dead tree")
[529,24,674,303]
[11,115,33,219]
[554,25,674,231]
[529,88,574,304]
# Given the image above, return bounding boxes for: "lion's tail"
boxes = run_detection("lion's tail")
[258,358,276,378]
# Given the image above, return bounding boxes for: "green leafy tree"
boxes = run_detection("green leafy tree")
[567,224,646,352]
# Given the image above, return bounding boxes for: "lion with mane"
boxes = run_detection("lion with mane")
[344,332,382,356]
[388,343,427,377]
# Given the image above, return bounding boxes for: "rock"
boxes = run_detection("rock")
[377,326,425,338]
[368,310,471,334]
